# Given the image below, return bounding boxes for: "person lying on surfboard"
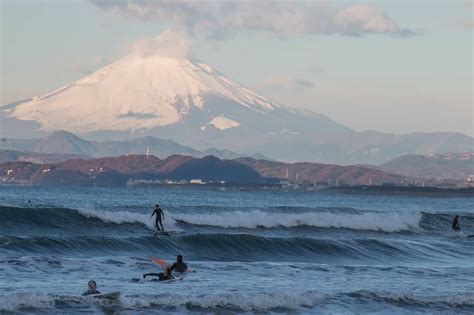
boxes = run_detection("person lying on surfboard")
[150,204,165,232]
[83,280,101,296]
[143,265,174,281]
[150,256,194,273]
[171,255,188,273]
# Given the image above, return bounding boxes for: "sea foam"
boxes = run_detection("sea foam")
[172,210,422,232]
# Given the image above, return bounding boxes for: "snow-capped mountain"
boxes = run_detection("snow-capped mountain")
[2,54,472,163]
[2,54,349,154]
[8,55,286,133]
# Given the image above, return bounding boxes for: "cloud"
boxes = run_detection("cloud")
[294,78,316,88]
[129,30,190,58]
[69,57,105,75]
[71,63,94,75]
[306,64,327,74]
[257,75,316,90]
[458,1,474,29]
[91,0,414,38]
[334,5,396,34]
[458,20,474,29]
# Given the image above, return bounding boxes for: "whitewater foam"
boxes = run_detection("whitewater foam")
[349,290,474,308]
[172,210,422,232]
[0,293,56,312]
[120,291,325,311]
[77,208,180,232]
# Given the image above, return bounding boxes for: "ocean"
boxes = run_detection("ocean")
[0,185,473,314]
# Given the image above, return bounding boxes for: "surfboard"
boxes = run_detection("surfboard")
[137,274,183,282]
[150,256,167,267]
[92,292,120,299]
[467,235,474,238]
[160,277,183,283]
[153,231,177,237]
[150,256,194,272]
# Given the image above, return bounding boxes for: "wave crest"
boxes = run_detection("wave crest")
[173,210,422,232]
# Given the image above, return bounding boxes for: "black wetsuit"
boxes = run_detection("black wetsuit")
[151,207,164,231]
[83,289,101,296]
[171,262,187,273]
[143,272,173,281]
[452,216,460,232]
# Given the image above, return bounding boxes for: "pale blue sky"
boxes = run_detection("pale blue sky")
[1,0,472,135]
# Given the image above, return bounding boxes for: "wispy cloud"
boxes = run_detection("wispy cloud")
[68,56,106,75]
[458,0,474,29]
[91,0,414,38]
[457,20,474,29]
[256,75,316,91]
[306,64,327,75]
[129,30,191,58]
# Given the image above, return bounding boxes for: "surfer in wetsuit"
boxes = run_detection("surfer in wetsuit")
[143,265,174,281]
[150,204,165,231]
[171,255,188,273]
[452,215,461,232]
[83,280,101,296]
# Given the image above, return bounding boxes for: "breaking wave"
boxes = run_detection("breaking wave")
[172,210,422,232]
[1,205,473,235]
[1,290,472,313]
[1,206,473,262]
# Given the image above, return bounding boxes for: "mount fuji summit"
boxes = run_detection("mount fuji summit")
[2,54,472,163]
[2,55,349,152]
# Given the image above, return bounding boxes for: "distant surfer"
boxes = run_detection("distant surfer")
[143,265,174,281]
[452,215,461,232]
[83,280,101,296]
[151,204,165,232]
[171,255,188,273]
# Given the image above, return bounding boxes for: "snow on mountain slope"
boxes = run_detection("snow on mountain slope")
[204,116,240,130]
[3,53,375,162]
[8,55,281,133]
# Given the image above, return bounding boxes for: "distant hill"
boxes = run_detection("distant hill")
[0,131,98,156]
[0,154,408,186]
[235,157,405,186]
[0,130,266,160]
[379,152,474,180]
[168,155,264,183]
[0,149,88,164]
[248,131,474,164]
[35,130,98,156]
[0,155,268,185]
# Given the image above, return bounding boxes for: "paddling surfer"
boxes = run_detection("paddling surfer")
[151,204,165,232]
[171,255,188,273]
[452,215,461,232]
[83,280,100,296]
[143,265,174,281]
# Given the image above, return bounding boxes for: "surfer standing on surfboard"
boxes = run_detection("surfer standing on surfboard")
[452,215,461,232]
[151,204,165,232]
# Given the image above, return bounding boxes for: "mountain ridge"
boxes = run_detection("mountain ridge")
[378,152,474,181]
[0,130,270,161]
[1,55,472,164]
[0,154,406,186]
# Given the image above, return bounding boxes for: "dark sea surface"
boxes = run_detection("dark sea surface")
[0,185,473,314]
